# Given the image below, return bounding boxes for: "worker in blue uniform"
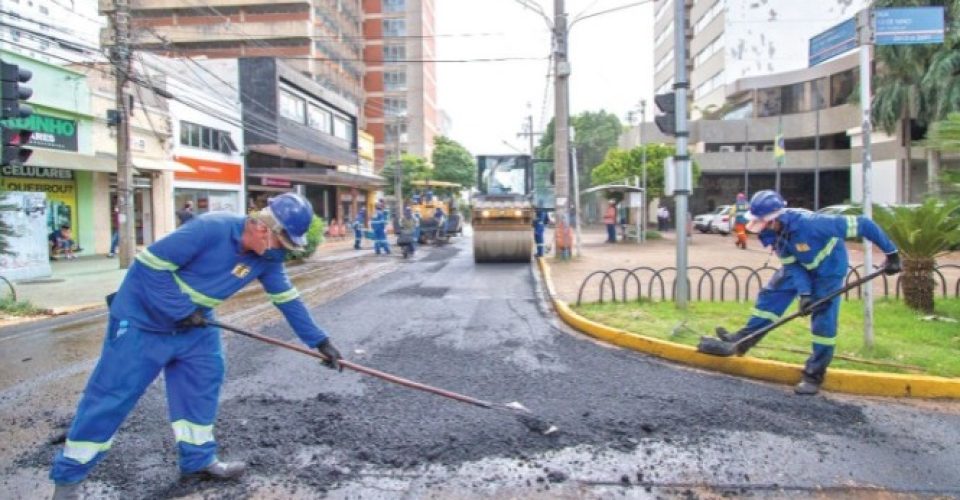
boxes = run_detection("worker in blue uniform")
[49,193,343,500]
[533,209,547,257]
[715,190,900,395]
[352,207,366,250]
[371,206,391,255]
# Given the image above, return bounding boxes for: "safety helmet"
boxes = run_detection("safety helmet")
[737,192,746,200]
[257,193,314,251]
[745,190,786,233]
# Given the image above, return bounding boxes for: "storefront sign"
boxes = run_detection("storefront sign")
[0,191,52,280]
[0,113,79,152]
[0,176,78,235]
[0,165,74,180]
[173,156,243,184]
[262,177,292,187]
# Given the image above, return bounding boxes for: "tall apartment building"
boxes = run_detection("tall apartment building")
[653,0,868,119]
[127,0,364,105]
[363,0,438,169]
[0,0,102,63]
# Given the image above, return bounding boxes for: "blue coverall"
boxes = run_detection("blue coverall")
[737,209,897,383]
[533,211,546,257]
[372,210,390,254]
[352,209,366,250]
[50,213,328,485]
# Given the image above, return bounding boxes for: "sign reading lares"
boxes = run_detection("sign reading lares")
[875,7,945,46]
[0,113,79,151]
[809,17,857,67]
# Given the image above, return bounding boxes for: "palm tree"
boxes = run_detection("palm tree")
[919,1,960,193]
[873,199,960,313]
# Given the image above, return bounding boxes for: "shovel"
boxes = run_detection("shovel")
[697,270,885,357]
[208,320,558,435]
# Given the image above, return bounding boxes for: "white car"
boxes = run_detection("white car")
[708,205,735,234]
[693,211,716,233]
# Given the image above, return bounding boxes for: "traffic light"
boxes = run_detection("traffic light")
[653,92,676,136]
[1,60,33,166]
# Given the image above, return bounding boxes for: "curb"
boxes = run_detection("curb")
[536,257,960,399]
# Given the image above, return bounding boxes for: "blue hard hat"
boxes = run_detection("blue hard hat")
[267,193,314,248]
[746,190,786,232]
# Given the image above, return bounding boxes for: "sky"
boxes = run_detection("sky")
[435,0,654,156]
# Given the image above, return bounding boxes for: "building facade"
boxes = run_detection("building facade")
[363,0,438,169]
[0,0,102,64]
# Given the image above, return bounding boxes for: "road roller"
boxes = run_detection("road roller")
[472,155,535,263]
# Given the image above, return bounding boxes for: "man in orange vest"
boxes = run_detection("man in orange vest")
[603,199,617,243]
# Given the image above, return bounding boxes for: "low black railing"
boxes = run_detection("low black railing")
[575,264,960,306]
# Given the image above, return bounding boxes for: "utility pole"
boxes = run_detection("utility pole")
[107,0,135,268]
[639,99,647,243]
[517,113,541,159]
[393,116,403,220]
[553,0,571,238]
[672,0,690,309]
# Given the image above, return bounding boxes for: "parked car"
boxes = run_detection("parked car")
[693,210,716,233]
[708,205,735,234]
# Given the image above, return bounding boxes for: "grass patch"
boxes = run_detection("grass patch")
[0,297,46,317]
[574,298,960,378]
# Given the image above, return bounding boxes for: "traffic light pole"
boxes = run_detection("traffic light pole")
[111,0,135,268]
[672,0,690,309]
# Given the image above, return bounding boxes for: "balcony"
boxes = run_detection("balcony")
[129,0,311,10]
[694,149,851,173]
[139,18,312,44]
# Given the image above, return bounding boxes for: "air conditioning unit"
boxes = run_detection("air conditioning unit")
[743,145,757,152]
[718,145,736,153]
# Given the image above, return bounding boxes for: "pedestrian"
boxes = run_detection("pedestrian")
[714,190,900,395]
[176,201,195,226]
[398,206,418,256]
[532,209,547,257]
[49,223,77,260]
[49,193,343,499]
[733,192,749,249]
[603,199,617,243]
[433,206,446,239]
[657,205,670,232]
[371,206,391,255]
[107,207,119,258]
[352,207,366,250]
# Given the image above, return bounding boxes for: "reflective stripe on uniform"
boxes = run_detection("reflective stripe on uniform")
[811,334,836,347]
[269,288,300,304]
[750,308,780,322]
[63,438,113,464]
[780,255,797,265]
[845,216,858,239]
[803,237,839,270]
[172,274,223,308]
[136,249,179,271]
[172,420,215,446]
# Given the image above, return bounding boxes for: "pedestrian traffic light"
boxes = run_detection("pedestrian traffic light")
[653,92,676,136]
[1,60,33,166]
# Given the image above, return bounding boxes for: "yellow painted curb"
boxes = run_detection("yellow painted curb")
[537,257,960,399]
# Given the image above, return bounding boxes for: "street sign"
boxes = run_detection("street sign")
[875,7,945,46]
[809,17,857,67]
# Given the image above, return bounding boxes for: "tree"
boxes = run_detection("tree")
[873,199,960,313]
[926,112,960,199]
[536,110,622,187]
[381,154,431,199]
[431,136,476,188]
[591,144,701,200]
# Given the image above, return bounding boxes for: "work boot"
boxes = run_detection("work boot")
[715,327,735,341]
[716,328,761,356]
[190,459,247,480]
[794,378,821,396]
[52,482,81,500]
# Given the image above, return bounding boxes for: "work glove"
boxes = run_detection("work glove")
[883,252,902,275]
[176,309,207,329]
[798,295,821,316]
[316,339,343,372]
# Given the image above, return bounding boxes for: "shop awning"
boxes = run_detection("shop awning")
[246,167,387,189]
[133,157,195,173]
[25,149,116,173]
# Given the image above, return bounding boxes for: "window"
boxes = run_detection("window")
[384,44,406,62]
[307,104,332,133]
[695,71,722,99]
[333,115,353,142]
[694,35,722,68]
[385,122,407,143]
[384,97,407,116]
[383,0,405,13]
[757,87,781,117]
[656,77,674,95]
[279,89,306,123]
[654,0,669,21]
[830,69,857,107]
[654,52,673,73]
[384,70,406,91]
[723,101,754,120]
[694,1,723,35]
[179,121,237,154]
[654,23,673,46]
[383,19,406,37]
[780,82,806,114]
[811,77,828,110]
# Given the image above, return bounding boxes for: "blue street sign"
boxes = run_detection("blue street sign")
[809,17,857,67]
[875,7,945,46]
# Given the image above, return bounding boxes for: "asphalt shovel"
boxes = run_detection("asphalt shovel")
[208,320,558,435]
[697,270,885,357]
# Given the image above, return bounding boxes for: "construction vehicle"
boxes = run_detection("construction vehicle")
[408,179,462,245]
[472,155,535,263]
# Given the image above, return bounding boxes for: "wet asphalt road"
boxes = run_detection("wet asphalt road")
[3,234,960,499]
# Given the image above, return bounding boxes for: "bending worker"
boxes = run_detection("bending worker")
[49,193,343,499]
[715,190,900,395]
[352,207,367,250]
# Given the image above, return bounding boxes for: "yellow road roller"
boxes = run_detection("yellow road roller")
[472,155,535,263]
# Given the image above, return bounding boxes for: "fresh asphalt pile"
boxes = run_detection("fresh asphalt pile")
[11,242,960,498]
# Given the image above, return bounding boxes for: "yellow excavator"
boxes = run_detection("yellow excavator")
[472,155,535,262]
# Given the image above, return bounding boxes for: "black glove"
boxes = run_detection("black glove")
[316,339,343,372]
[176,309,207,329]
[798,295,816,316]
[883,252,902,275]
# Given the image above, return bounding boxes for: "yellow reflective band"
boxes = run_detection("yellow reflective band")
[172,420,215,446]
[812,335,836,347]
[780,255,797,265]
[845,216,858,239]
[135,249,179,271]
[270,288,300,304]
[750,308,780,322]
[172,274,223,308]
[803,238,839,270]
[63,438,113,464]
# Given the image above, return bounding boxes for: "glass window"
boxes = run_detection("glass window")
[723,101,754,120]
[383,19,406,37]
[201,127,212,150]
[188,122,201,147]
[811,77,829,110]
[279,89,306,123]
[780,82,806,114]
[384,97,406,116]
[333,115,353,141]
[830,69,857,107]
[757,87,781,117]
[308,104,332,133]
[385,122,408,143]
[383,0,405,13]
[180,122,190,146]
[384,44,406,62]
[384,70,406,91]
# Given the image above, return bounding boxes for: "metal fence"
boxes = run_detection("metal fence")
[575,264,960,306]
